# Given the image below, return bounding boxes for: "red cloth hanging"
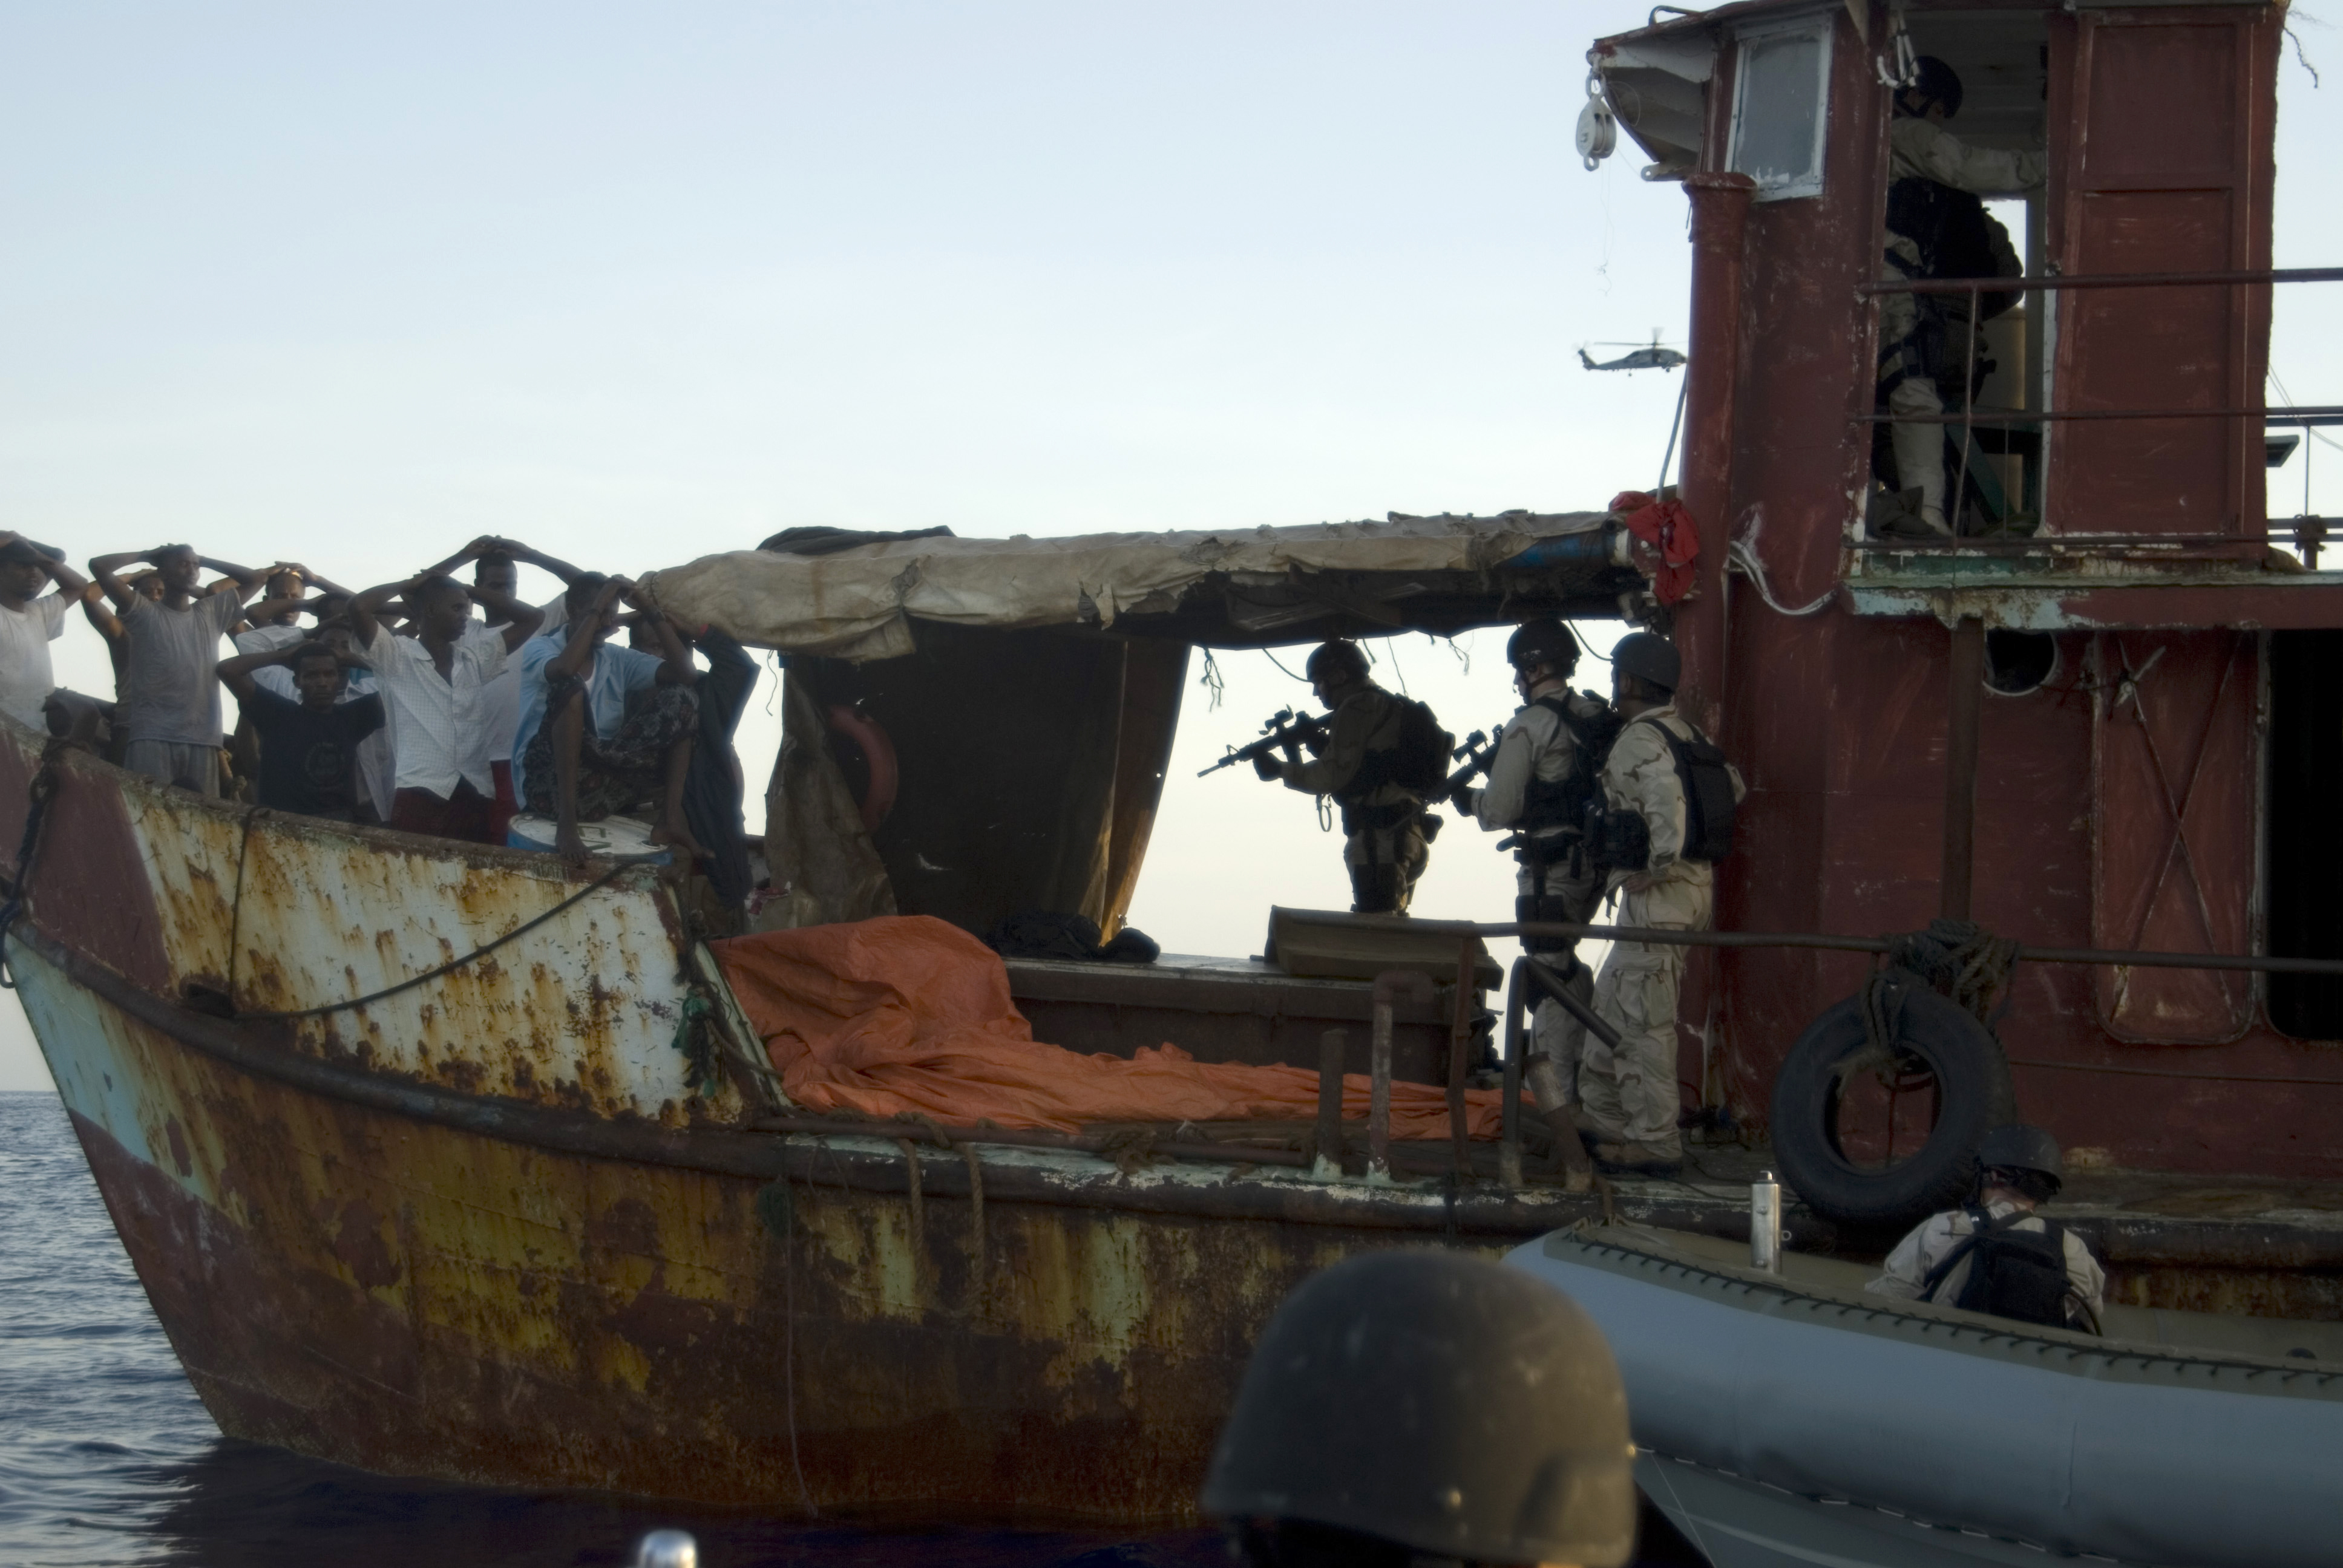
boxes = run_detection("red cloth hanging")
[1610,491,1701,606]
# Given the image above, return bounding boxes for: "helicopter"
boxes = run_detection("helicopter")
[1576,332,1686,373]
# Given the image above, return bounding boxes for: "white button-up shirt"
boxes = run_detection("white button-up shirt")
[354,623,512,799]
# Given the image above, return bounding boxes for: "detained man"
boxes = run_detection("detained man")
[88,544,274,795]
[513,574,701,867]
[0,534,96,732]
[425,535,587,841]
[215,639,386,823]
[347,571,543,843]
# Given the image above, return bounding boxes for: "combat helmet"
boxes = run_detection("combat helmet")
[1305,639,1371,687]
[1202,1250,1637,1568]
[1978,1123,2064,1196]
[1909,55,1965,117]
[1506,618,1581,677]
[1610,632,1680,693]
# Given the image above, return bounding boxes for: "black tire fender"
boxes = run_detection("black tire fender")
[1768,975,2017,1231]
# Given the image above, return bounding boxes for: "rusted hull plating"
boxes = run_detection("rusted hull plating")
[27,935,1473,1516]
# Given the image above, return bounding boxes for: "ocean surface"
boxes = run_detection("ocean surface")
[0,1091,1223,1568]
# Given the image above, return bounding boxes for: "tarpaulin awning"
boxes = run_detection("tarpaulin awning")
[646,510,1619,661]
[712,915,1504,1138]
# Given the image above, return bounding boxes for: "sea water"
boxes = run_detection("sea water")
[0,1092,1221,1568]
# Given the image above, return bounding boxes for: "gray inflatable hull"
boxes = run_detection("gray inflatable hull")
[1507,1226,2343,1568]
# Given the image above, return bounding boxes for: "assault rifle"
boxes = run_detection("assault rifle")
[1199,708,1329,778]
[1440,728,1495,798]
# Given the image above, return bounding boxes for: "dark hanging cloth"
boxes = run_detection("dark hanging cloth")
[684,628,759,906]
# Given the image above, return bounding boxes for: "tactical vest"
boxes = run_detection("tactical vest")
[1582,711,1737,872]
[1517,696,1614,835]
[1885,177,2019,320]
[1920,1207,2094,1333]
[1342,691,1452,802]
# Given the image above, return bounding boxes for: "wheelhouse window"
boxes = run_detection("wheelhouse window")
[1726,13,1833,202]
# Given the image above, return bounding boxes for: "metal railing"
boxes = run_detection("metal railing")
[1853,266,2336,550]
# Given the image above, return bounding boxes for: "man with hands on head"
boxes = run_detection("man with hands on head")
[215,637,385,823]
[426,535,587,842]
[88,544,275,795]
[346,567,542,844]
[513,573,701,867]
[0,532,96,732]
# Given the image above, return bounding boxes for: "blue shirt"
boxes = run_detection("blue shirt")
[511,629,666,805]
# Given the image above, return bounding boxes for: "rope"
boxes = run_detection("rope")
[1860,918,2024,1072]
[0,752,66,990]
[232,855,658,1021]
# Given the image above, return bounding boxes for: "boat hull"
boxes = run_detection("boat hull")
[24,934,1476,1518]
[1510,1227,2343,1568]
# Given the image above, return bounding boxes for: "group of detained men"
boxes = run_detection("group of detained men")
[0,531,756,892]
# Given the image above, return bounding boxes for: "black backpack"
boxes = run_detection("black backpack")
[1921,1208,2094,1333]
[1886,177,2019,321]
[1642,716,1737,864]
[1372,694,1454,795]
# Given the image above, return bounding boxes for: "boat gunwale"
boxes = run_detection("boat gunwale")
[1541,1225,2343,1393]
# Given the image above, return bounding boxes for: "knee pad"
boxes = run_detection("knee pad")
[1515,893,1581,956]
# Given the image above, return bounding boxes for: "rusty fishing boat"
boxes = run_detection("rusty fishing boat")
[21,0,2343,1532]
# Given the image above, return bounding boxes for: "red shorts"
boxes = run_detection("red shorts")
[388,781,497,844]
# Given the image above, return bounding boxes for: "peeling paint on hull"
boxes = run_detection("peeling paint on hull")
[27,938,1505,1518]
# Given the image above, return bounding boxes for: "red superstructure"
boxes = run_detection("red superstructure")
[1589,1,2343,1176]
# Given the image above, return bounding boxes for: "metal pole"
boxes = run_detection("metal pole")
[1526,955,1626,1051]
[1366,970,1429,1184]
[1447,934,1475,1183]
[1942,615,1985,920]
[1314,1028,1346,1181]
[1499,965,1526,1190]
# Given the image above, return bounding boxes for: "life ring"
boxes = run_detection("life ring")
[824,702,898,833]
[1768,976,2016,1234]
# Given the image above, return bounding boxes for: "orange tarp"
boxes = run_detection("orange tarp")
[712,915,1505,1138]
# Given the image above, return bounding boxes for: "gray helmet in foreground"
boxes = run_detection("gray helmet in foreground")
[1506,618,1580,675]
[1610,632,1680,693]
[1978,1123,2063,1194]
[1201,1250,1637,1568]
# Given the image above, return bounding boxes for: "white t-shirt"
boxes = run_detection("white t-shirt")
[0,593,73,729]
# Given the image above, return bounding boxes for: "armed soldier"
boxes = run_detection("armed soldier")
[1257,639,1447,915]
[1452,619,1616,1186]
[1578,633,1742,1177]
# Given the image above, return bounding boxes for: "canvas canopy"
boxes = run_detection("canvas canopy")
[644,509,1620,661]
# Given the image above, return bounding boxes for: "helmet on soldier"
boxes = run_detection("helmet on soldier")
[1610,632,1680,694]
[1909,55,1964,118]
[1304,639,1371,687]
[1506,618,1580,677]
[1201,1250,1638,1568]
[1978,1123,2064,1197]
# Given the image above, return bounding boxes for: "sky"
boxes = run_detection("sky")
[0,3,2335,1090]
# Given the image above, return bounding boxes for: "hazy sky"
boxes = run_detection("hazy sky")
[1,4,2333,1089]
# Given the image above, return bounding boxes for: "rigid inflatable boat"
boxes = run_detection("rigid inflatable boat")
[1508,1224,2343,1568]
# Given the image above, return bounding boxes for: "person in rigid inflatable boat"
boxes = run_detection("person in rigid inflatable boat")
[1865,1123,2106,1333]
